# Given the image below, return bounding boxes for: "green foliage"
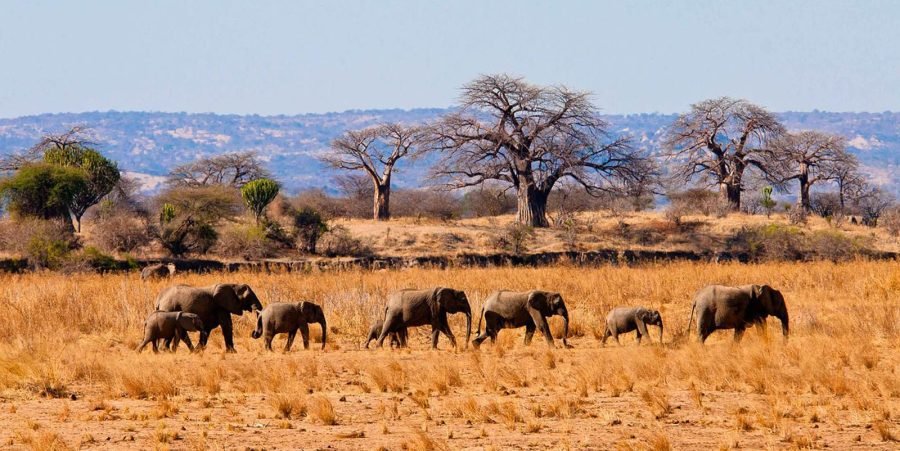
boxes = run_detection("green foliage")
[44,144,120,231]
[0,164,88,222]
[159,203,176,224]
[152,186,240,257]
[293,207,328,254]
[760,186,776,218]
[80,246,119,272]
[241,178,280,224]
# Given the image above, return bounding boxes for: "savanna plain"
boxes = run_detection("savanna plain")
[0,261,897,450]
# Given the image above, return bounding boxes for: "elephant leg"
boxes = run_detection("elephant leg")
[438,315,457,349]
[219,311,236,353]
[151,338,159,353]
[299,323,310,350]
[264,333,274,351]
[376,315,400,348]
[635,330,642,345]
[524,321,536,345]
[182,331,195,352]
[431,326,441,349]
[733,326,746,343]
[172,331,181,353]
[284,331,296,352]
[137,338,150,353]
[472,326,491,348]
[398,328,408,348]
[527,309,555,347]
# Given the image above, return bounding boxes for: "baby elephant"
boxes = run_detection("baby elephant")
[252,301,327,351]
[137,311,205,353]
[601,307,663,345]
[364,318,403,349]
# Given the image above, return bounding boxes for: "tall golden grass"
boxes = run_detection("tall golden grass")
[0,260,897,449]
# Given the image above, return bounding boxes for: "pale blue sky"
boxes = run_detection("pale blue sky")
[1,0,898,117]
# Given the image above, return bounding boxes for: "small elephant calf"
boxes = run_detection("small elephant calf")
[601,307,663,345]
[252,301,327,351]
[364,318,403,349]
[137,311,205,353]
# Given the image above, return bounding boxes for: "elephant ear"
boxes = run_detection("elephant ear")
[213,284,244,316]
[431,287,447,316]
[527,291,549,313]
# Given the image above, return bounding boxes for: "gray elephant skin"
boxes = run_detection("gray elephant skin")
[155,283,263,352]
[376,287,472,349]
[251,301,327,351]
[472,290,570,349]
[601,307,663,345]
[141,263,176,280]
[364,318,402,348]
[137,311,206,353]
[688,284,789,343]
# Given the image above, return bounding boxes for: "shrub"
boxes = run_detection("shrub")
[319,225,372,257]
[293,207,328,254]
[461,187,516,217]
[496,223,534,255]
[91,214,152,253]
[760,186,777,218]
[728,224,871,262]
[667,189,716,216]
[392,189,462,221]
[215,223,281,260]
[78,246,120,272]
[882,207,900,237]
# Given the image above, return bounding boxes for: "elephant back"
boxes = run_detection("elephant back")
[155,285,216,316]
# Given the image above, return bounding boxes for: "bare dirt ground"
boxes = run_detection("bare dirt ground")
[0,262,898,450]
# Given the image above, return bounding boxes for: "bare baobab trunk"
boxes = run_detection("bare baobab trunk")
[517,185,549,227]
[373,183,390,221]
[797,163,811,212]
[719,182,742,211]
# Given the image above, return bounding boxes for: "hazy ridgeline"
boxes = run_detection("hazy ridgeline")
[0,261,896,449]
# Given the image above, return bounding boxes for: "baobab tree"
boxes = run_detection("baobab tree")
[168,151,270,188]
[321,123,427,220]
[770,131,854,212]
[430,74,651,227]
[663,97,785,211]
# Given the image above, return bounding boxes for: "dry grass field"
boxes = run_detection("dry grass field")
[0,261,898,450]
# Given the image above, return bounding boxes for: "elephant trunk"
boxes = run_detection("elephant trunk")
[319,318,328,350]
[464,308,472,351]
[251,312,262,339]
[779,310,789,339]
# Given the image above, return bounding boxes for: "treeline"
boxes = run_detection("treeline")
[0,74,898,269]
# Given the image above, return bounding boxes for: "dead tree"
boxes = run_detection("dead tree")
[321,123,426,220]
[167,151,270,188]
[770,131,854,212]
[0,126,96,171]
[430,74,650,227]
[663,97,784,211]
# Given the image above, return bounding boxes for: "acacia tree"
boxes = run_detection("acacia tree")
[770,131,853,212]
[168,151,270,188]
[663,97,785,211]
[44,144,120,232]
[430,74,650,227]
[321,123,426,220]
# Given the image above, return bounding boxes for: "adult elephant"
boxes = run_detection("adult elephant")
[471,290,570,349]
[687,284,789,343]
[155,284,263,352]
[376,287,472,350]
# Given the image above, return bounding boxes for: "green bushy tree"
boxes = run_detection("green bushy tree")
[241,178,280,224]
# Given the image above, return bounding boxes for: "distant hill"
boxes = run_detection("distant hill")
[0,110,897,195]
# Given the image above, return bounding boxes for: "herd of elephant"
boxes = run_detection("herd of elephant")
[137,282,790,354]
